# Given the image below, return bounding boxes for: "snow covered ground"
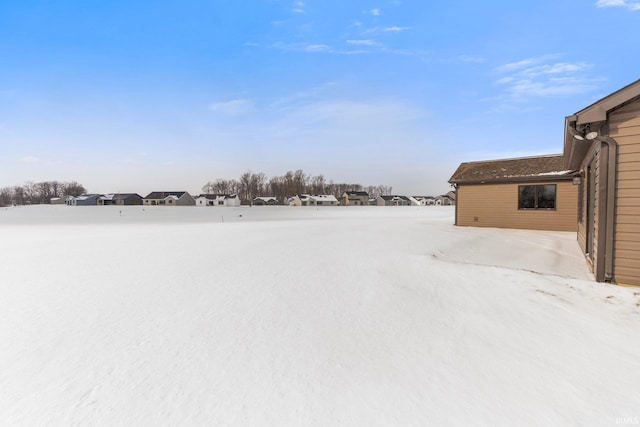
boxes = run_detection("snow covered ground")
[1,205,639,426]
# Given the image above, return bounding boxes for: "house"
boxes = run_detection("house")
[288,195,339,206]
[98,194,143,205]
[112,193,143,205]
[376,195,411,206]
[448,155,578,231]
[410,196,436,206]
[310,195,339,206]
[435,191,457,206]
[143,191,195,206]
[195,194,240,207]
[340,191,369,206]
[72,194,103,206]
[563,79,640,286]
[252,196,279,206]
[50,197,66,205]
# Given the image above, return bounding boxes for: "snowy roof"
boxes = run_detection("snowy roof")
[75,194,101,201]
[344,191,369,197]
[253,197,277,202]
[309,195,338,202]
[144,191,188,199]
[197,194,227,200]
[449,155,576,184]
[379,195,410,201]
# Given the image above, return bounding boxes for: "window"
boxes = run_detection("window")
[518,184,556,210]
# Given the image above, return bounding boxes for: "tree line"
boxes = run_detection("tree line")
[0,170,393,207]
[202,170,392,202]
[0,181,87,207]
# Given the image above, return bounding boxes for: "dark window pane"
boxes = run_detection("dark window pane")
[537,185,556,209]
[519,186,536,209]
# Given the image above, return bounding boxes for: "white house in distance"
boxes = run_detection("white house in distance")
[376,195,411,206]
[68,194,102,206]
[195,194,240,207]
[143,191,196,206]
[340,191,369,206]
[409,196,436,206]
[288,195,339,206]
[252,197,279,206]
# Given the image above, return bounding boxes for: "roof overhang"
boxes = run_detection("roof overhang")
[563,115,597,170]
[451,173,577,186]
[563,79,640,169]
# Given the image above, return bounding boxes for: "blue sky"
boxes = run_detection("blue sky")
[1,0,639,196]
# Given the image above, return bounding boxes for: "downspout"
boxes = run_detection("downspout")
[452,183,458,226]
[596,135,618,282]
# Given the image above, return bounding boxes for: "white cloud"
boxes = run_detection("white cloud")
[494,57,546,73]
[492,56,600,103]
[274,98,423,130]
[383,26,410,32]
[595,0,640,10]
[457,55,485,63]
[367,8,381,16]
[305,44,331,52]
[292,1,305,13]
[346,39,378,46]
[271,42,333,53]
[209,99,255,115]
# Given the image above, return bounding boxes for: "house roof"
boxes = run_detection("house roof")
[309,195,338,202]
[449,154,575,184]
[144,191,188,199]
[253,196,277,202]
[112,193,142,201]
[344,191,369,197]
[197,194,227,200]
[564,79,640,169]
[76,194,101,201]
[379,195,410,201]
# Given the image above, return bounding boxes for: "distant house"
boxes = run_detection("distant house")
[143,191,195,206]
[340,191,369,206]
[72,194,103,206]
[195,194,240,207]
[309,195,338,206]
[114,193,143,205]
[448,155,577,231]
[376,195,411,206]
[98,194,143,206]
[253,196,279,206]
[50,197,66,205]
[435,191,456,206]
[288,195,339,206]
[409,196,436,206]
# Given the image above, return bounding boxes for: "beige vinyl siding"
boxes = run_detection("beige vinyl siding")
[456,181,577,231]
[610,99,640,286]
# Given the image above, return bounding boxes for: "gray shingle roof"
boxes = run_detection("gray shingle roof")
[144,191,187,199]
[448,155,576,184]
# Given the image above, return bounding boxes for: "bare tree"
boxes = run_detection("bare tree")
[62,181,86,197]
[12,186,25,205]
[0,187,12,207]
[23,181,36,204]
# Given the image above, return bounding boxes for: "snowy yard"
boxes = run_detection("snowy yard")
[1,205,639,426]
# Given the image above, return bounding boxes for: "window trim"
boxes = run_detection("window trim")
[518,184,557,210]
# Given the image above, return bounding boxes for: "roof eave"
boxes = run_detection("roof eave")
[450,173,577,185]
